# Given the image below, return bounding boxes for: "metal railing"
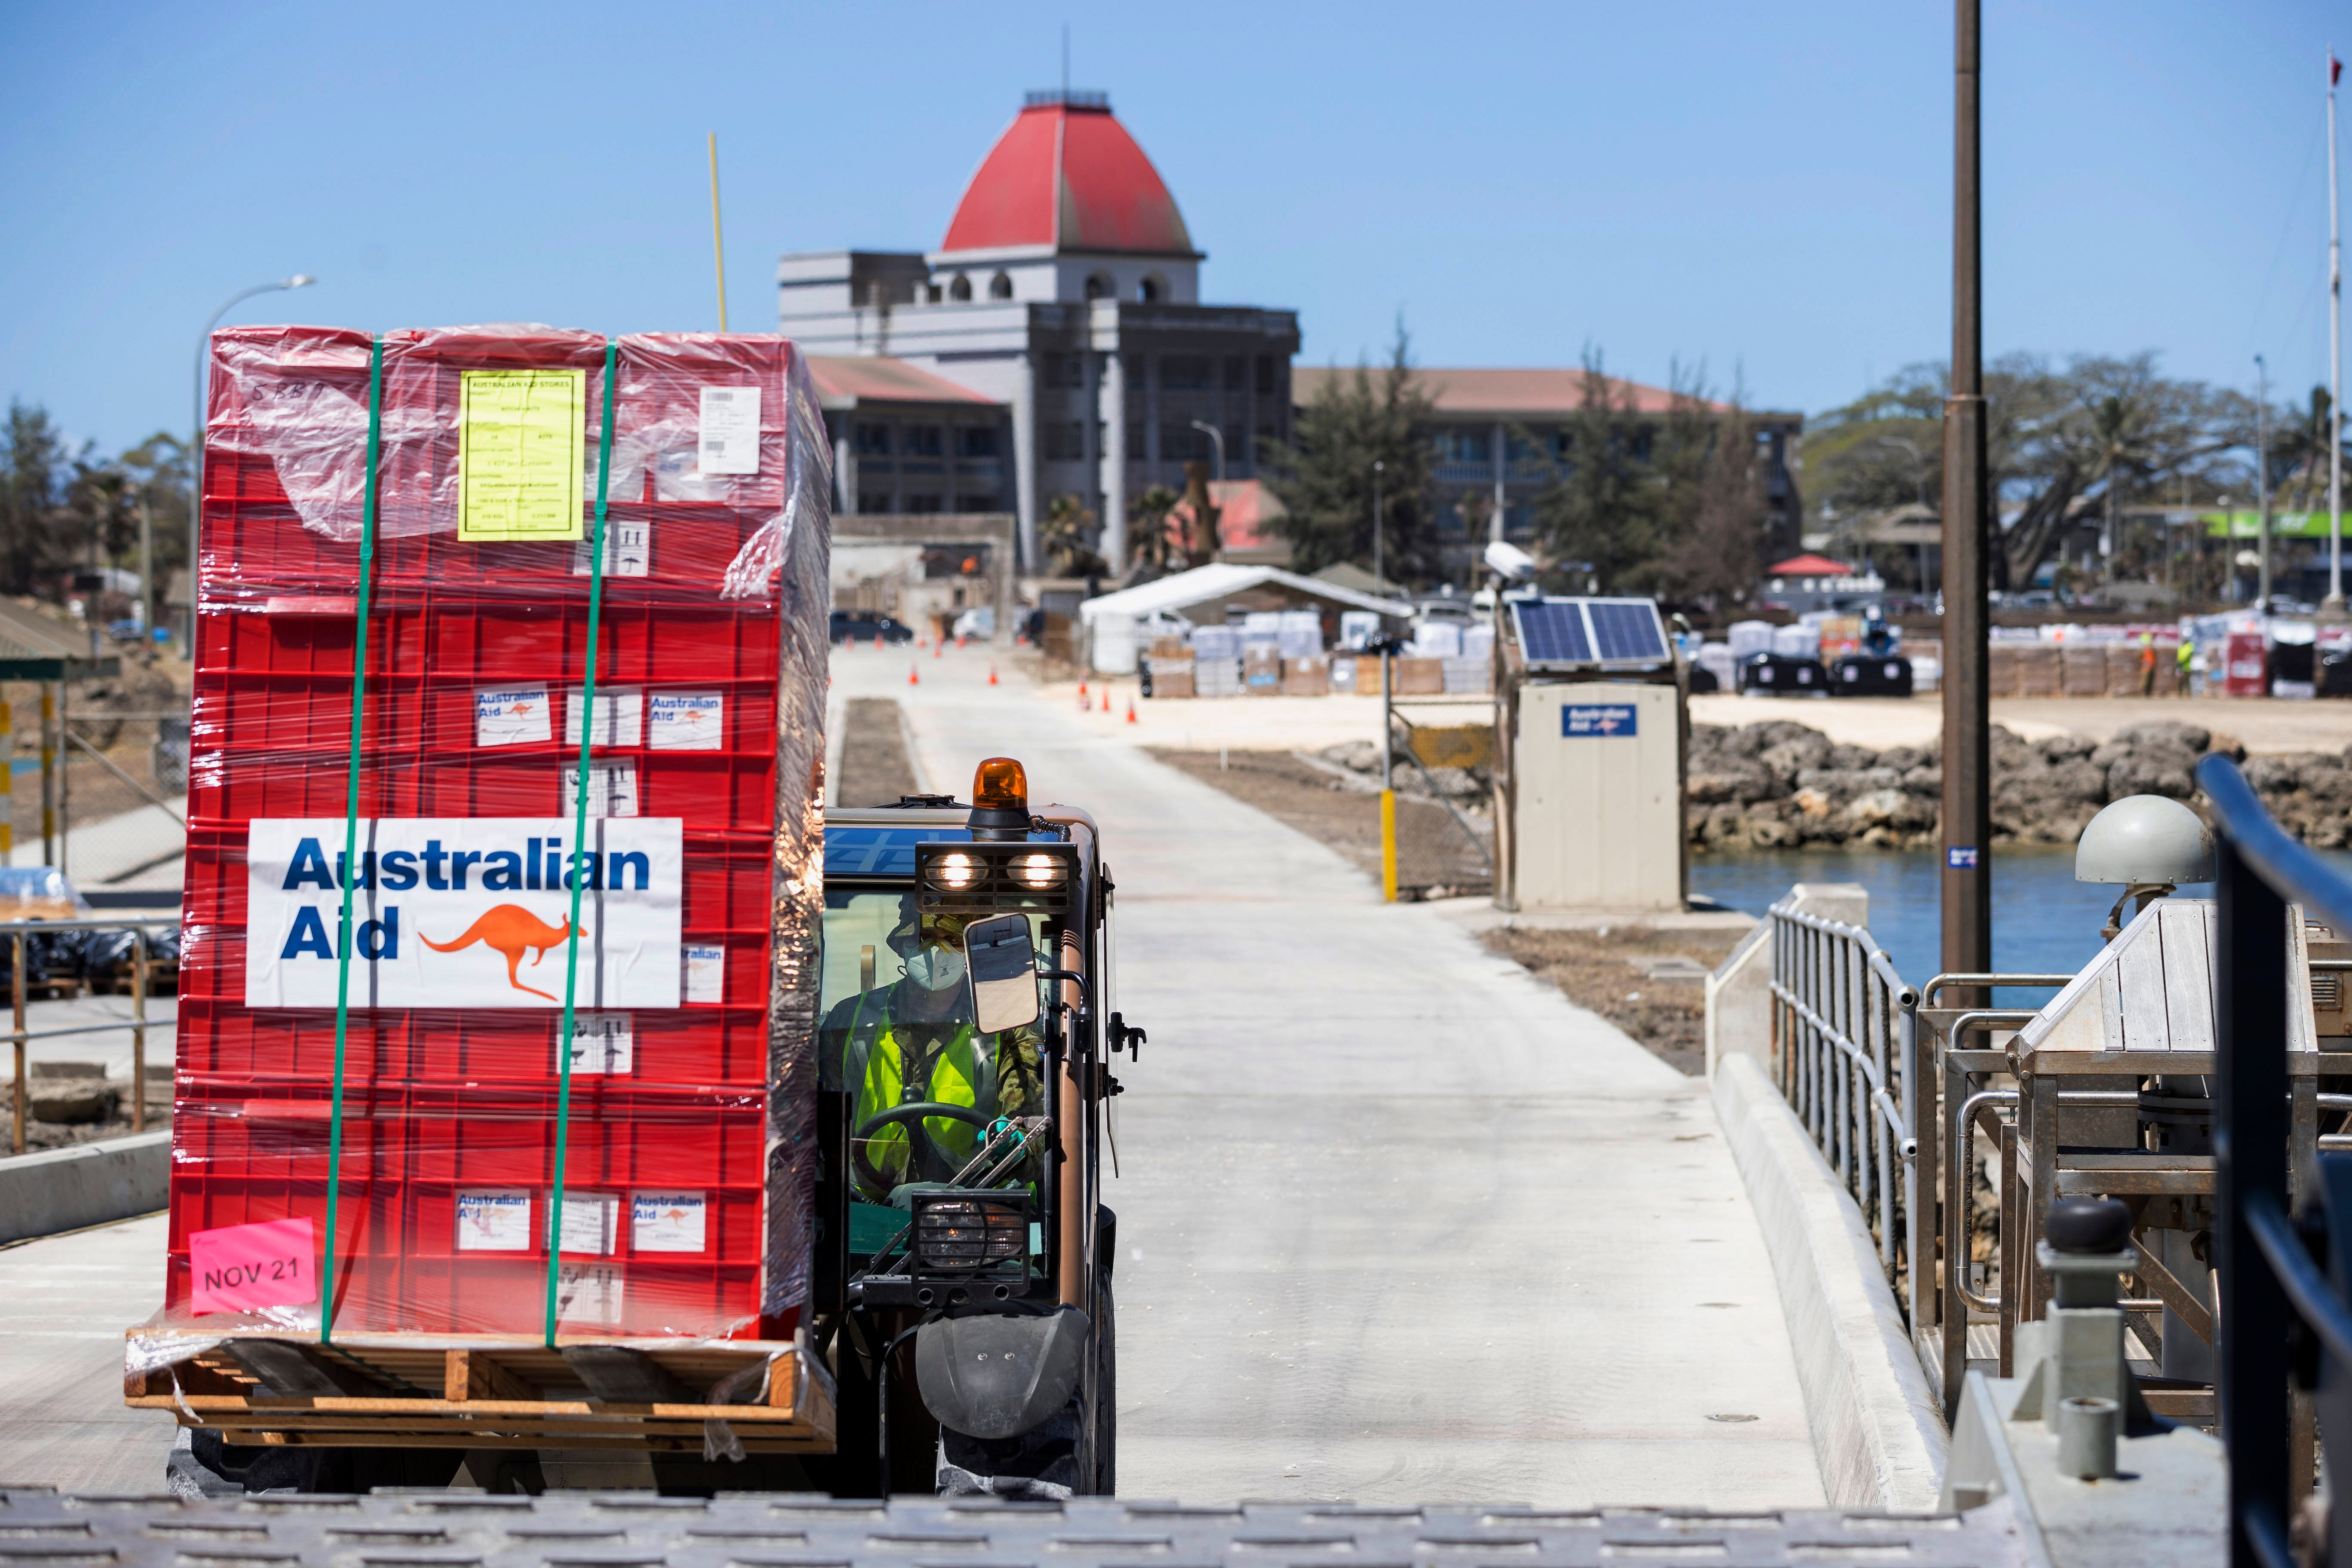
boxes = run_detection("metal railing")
[1767,901,1919,1308]
[2201,754,2352,1568]
[5,914,178,1156]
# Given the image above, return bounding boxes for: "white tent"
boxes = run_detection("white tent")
[1076,564,1411,674]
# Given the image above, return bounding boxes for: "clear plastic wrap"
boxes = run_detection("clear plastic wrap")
[153,326,831,1345]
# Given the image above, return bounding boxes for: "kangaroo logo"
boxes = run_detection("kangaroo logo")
[421,905,576,1002]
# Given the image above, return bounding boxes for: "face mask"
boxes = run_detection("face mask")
[903,946,967,991]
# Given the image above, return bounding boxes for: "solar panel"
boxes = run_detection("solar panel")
[1511,600,1590,665]
[1586,600,1669,663]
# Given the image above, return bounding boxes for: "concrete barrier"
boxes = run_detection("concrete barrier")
[0,1130,169,1244]
[1713,1053,1945,1511]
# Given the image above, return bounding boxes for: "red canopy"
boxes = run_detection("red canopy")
[1767,554,1855,577]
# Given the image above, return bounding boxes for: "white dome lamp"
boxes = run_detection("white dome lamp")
[2077,795,2216,941]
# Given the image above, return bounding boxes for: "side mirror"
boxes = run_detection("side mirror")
[963,913,1041,1034]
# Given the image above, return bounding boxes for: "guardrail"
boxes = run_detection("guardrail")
[2199,754,2352,1568]
[4,915,178,1156]
[1766,900,1919,1313]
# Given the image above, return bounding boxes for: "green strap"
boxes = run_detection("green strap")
[545,340,620,1345]
[319,338,386,1345]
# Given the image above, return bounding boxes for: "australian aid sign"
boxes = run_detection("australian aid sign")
[244,818,684,1009]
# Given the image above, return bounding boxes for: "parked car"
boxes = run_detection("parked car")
[830,610,914,645]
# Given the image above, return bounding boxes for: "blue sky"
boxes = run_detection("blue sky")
[2,0,2343,452]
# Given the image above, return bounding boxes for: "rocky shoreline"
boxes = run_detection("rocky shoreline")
[1687,718,2352,851]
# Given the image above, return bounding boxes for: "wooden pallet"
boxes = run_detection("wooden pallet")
[125,1332,835,1453]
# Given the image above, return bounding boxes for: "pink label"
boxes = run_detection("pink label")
[188,1217,318,1314]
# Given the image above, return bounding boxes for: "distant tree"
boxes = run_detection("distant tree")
[1533,347,1663,591]
[1262,323,1439,582]
[1651,387,1770,606]
[1041,492,1106,578]
[119,432,193,605]
[1125,483,1182,580]
[0,402,69,594]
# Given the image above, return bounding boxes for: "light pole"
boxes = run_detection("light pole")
[2257,353,2272,610]
[1371,459,1385,593]
[193,276,315,619]
[1186,420,1225,484]
[2328,47,2344,610]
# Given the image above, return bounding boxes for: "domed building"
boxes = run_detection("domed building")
[778,89,1300,571]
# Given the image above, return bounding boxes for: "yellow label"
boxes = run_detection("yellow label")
[457,368,586,541]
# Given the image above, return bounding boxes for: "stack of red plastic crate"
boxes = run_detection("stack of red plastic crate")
[159,326,830,1343]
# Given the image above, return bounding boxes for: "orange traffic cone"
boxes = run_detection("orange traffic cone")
[1100,688,1111,713]
[1125,700,1137,724]
[872,635,882,651]
[933,640,942,659]
[1078,681,1089,701]
[916,635,927,649]
[908,665,920,686]
[987,665,998,686]
[957,634,968,649]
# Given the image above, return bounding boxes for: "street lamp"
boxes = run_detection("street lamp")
[1371,459,1385,594]
[191,276,315,629]
[1186,419,1225,484]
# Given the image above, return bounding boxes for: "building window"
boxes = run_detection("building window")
[1137,275,1162,302]
[956,495,1002,514]
[956,426,999,458]
[1161,423,1211,460]
[858,491,893,514]
[949,273,972,301]
[989,271,1013,300]
[902,426,944,458]
[1436,429,1491,463]
[1161,355,1211,390]
[1126,420,1145,456]
[1042,421,1086,460]
[904,493,943,514]
[1255,355,1275,394]
[1223,356,1245,392]
[924,283,943,304]
[854,423,891,457]
[1085,273,1112,300]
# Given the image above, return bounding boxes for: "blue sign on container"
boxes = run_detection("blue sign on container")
[1562,703,1638,737]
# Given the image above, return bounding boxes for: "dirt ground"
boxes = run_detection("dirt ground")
[1146,747,1492,897]
[834,697,919,808]
[1479,924,1747,1077]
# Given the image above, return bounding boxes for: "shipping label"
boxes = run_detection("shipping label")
[456,1189,533,1252]
[458,368,585,542]
[565,687,643,749]
[551,1190,621,1255]
[648,691,724,751]
[682,943,725,1005]
[188,1217,317,1315]
[632,1191,706,1253]
[242,816,683,1010]
[477,686,553,747]
[697,386,762,476]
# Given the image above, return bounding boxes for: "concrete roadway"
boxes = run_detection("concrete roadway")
[855,644,1823,1507]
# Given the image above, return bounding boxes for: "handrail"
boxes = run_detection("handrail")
[1921,971,2075,1004]
[2201,755,2352,934]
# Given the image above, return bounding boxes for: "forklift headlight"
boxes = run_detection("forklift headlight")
[1010,852,1068,891]
[927,851,984,892]
[912,1191,1029,1275]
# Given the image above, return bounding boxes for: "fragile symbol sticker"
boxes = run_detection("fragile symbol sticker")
[456,1189,533,1252]
[556,1262,624,1329]
[560,1012,633,1075]
[188,1216,317,1315]
[560,762,640,819]
[632,1191,706,1253]
[573,520,650,579]
[647,691,724,751]
[1562,703,1638,737]
[477,687,553,747]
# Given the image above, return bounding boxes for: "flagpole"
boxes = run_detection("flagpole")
[2328,47,2343,610]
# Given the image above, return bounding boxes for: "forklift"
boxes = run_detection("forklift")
[805,755,1136,1498]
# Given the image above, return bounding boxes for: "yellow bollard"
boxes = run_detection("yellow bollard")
[1380,788,1398,903]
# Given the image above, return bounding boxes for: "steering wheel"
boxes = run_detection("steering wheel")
[855,1101,994,1142]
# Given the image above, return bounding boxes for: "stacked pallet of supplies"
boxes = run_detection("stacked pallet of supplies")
[2014,643,2062,697]
[2059,644,2107,696]
[161,325,829,1349]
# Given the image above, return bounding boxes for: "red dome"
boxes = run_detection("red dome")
[941,94,1196,257]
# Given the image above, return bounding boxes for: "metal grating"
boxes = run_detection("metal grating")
[0,1490,2035,1567]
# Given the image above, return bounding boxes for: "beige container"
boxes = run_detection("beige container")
[2059,645,2108,696]
[1329,655,1360,695]
[1282,655,1330,696]
[1151,668,1196,699]
[1511,683,1681,913]
[2013,644,2061,698]
[1393,656,1445,696]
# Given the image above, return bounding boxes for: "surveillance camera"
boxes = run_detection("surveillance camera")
[1483,540,1538,581]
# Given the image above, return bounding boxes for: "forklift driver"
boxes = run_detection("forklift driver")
[819,897,1046,1202]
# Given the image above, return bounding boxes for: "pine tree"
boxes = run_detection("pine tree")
[1262,324,1439,582]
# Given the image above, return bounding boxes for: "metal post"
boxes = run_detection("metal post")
[1380,646,1397,903]
[54,683,66,882]
[2257,354,2272,611]
[1941,0,1993,1003]
[2330,49,2345,610]
[2215,834,2291,1564]
[10,933,22,1157]
[1371,460,1385,593]
[38,687,54,869]
[131,929,147,1135]
[138,495,154,646]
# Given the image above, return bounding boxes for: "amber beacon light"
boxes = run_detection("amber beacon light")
[968,756,1031,840]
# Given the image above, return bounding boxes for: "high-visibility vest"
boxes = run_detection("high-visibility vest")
[846,1016,996,1194]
